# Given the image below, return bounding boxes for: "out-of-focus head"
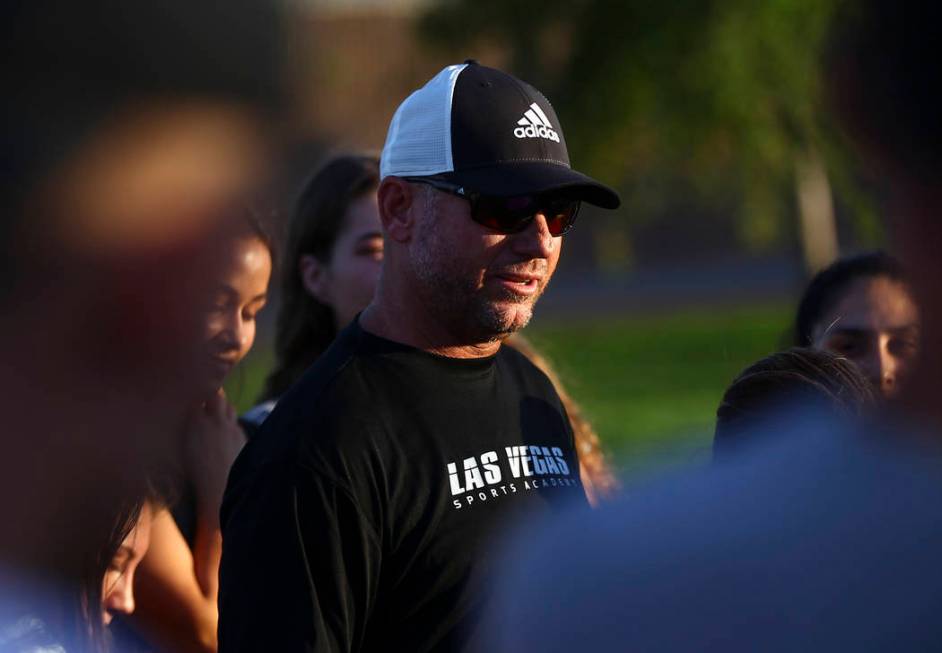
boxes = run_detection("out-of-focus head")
[0,0,283,578]
[715,348,877,455]
[100,502,153,626]
[196,216,273,396]
[262,155,381,401]
[826,2,940,417]
[377,62,620,344]
[795,252,918,398]
[4,0,281,268]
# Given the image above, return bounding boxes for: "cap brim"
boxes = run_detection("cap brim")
[439,162,621,209]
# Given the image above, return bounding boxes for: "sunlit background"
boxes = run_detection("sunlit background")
[227,0,888,480]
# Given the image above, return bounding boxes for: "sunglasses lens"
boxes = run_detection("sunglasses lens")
[543,198,580,236]
[471,196,536,233]
[470,195,580,236]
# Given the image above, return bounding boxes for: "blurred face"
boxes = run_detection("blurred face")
[306,194,384,330]
[200,235,271,392]
[812,276,919,398]
[0,104,272,572]
[409,186,562,341]
[101,503,153,625]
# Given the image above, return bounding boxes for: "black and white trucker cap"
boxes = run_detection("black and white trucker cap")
[380,61,620,209]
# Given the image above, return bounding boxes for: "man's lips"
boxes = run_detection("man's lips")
[490,271,543,296]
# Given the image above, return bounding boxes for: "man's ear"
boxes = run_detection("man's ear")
[378,177,417,243]
[299,255,330,303]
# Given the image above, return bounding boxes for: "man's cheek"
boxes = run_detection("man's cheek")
[545,240,562,279]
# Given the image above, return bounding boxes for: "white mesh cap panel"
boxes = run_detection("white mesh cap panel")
[380,64,467,179]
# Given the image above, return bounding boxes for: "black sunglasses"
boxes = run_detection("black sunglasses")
[403,177,580,236]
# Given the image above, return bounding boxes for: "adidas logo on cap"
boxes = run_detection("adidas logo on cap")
[513,102,560,143]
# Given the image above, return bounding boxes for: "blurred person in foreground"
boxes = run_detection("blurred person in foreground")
[714,347,877,456]
[481,2,942,651]
[113,219,272,653]
[0,0,281,650]
[241,155,619,505]
[795,251,918,398]
[3,491,162,652]
[219,61,620,652]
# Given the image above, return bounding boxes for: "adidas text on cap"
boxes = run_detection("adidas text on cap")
[380,61,620,210]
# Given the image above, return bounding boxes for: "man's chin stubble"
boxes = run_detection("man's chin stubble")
[475,297,536,341]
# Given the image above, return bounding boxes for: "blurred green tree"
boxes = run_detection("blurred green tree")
[419,0,880,271]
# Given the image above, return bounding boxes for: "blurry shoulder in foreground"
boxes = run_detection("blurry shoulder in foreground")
[479,1,942,649]
[483,416,942,652]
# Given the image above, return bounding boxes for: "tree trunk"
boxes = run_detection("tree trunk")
[795,147,839,274]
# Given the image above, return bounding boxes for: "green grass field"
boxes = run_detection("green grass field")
[227,303,791,478]
[524,304,791,475]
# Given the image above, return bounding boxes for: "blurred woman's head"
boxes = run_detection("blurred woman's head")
[263,155,381,400]
[76,482,166,650]
[715,347,877,456]
[100,502,153,626]
[196,215,273,396]
[794,251,918,397]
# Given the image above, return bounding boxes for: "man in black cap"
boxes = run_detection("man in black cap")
[218,62,620,652]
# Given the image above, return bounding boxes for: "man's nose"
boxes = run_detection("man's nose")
[511,212,556,259]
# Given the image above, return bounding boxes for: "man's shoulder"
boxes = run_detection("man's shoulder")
[223,328,396,522]
[497,342,562,399]
[243,324,416,466]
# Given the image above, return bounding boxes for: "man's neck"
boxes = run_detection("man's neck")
[359,299,502,359]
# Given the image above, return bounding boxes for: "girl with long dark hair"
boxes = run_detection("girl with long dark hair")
[112,215,274,653]
[242,154,382,431]
[794,251,919,398]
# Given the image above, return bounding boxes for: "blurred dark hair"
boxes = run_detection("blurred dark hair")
[71,482,169,652]
[79,500,145,651]
[261,155,380,401]
[714,348,877,456]
[794,251,908,347]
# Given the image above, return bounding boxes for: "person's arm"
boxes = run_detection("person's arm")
[131,508,220,653]
[131,391,245,653]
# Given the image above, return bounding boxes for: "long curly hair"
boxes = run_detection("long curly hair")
[506,334,620,507]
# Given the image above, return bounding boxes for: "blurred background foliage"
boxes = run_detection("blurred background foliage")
[233,0,896,476]
[419,0,882,268]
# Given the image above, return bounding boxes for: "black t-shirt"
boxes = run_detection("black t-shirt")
[218,320,586,653]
